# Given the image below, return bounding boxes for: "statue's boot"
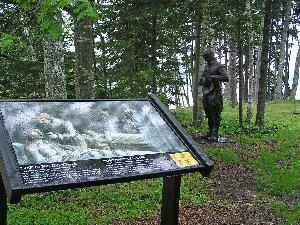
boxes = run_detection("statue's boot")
[204,117,214,138]
[211,116,221,140]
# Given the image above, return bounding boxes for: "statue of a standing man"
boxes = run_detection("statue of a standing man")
[199,49,229,141]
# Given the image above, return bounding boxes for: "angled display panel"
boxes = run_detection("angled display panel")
[0,96,213,202]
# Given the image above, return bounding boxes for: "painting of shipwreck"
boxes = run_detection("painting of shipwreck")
[0,101,187,165]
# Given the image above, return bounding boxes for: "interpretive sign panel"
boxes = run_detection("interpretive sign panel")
[0,95,213,203]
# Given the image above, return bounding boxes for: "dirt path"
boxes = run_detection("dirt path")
[175,160,280,225]
[112,142,280,225]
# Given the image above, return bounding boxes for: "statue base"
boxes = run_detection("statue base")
[197,135,236,144]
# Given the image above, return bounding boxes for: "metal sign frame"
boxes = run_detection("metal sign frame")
[0,94,213,225]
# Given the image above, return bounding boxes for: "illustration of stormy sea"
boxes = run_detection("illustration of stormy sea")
[0,101,187,165]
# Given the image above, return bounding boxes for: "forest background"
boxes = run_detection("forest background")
[1,1,300,225]
[0,0,299,127]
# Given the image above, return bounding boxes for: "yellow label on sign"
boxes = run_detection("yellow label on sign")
[169,152,199,168]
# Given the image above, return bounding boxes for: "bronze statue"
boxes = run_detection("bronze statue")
[199,49,229,141]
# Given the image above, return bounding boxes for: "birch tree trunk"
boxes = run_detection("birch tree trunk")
[228,44,237,107]
[192,17,201,126]
[254,47,262,103]
[283,40,291,98]
[256,0,273,127]
[274,0,291,100]
[246,44,254,123]
[238,38,244,126]
[192,1,207,128]
[245,0,254,123]
[150,12,158,94]
[74,17,95,99]
[290,41,300,99]
[43,37,67,99]
[244,45,249,102]
[254,15,264,103]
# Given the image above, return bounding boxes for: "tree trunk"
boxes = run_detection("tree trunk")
[238,37,243,126]
[150,13,158,94]
[246,0,254,123]
[74,17,95,99]
[228,44,237,107]
[273,28,279,100]
[43,37,67,99]
[256,0,273,127]
[267,43,273,100]
[254,15,264,103]
[274,0,291,100]
[290,41,300,99]
[192,1,206,128]
[192,20,201,125]
[254,47,262,103]
[283,40,291,98]
[244,44,249,102]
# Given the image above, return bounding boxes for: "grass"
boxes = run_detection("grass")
[174,100,300,225]
[9,180,164,225]
[8,175,210,225]
[271,201,300,225]
[7,100,300,225]
[229,101,300,225]
[206,146,240,165]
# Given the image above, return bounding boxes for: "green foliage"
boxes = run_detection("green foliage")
[74,0,99,21]
[221,120,279,137]
[171,107,197,132]
[0,33,24,52]
[14,0,99,39]
[156,92,173,106]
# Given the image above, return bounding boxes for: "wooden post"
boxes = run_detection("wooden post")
[160,175,181,225]
[0,175,7,225]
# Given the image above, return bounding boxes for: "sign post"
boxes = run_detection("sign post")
[0,176,7,225]
[161,175,181,225]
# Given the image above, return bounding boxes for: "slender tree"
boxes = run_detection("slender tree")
[43,37,67,99]
[256,0,273,126]
[228,45,237,107]
[74,16,95,99]
[192,0,206,127]
[290,40,300,99]
[238,37,244,126]
[246,0,255,123]
[274,0,292,100]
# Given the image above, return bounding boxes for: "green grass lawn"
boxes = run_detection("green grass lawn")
[174,100,300,225]
[7,100,300,225]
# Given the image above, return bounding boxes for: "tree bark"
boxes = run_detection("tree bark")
[274,0,291,100]
[74,16,95,99]
[192,20,201,125]
[238,37,243,126]
[244,44,249,102]
[192,1,206,128]
[150,12,158,94]
[246,0,254,123]
[253,15,264,103]
[290,41,300,99]
[283,39,291,98]
[43,37,67,99]
[256,0,273,127]
[228,44,237,107]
